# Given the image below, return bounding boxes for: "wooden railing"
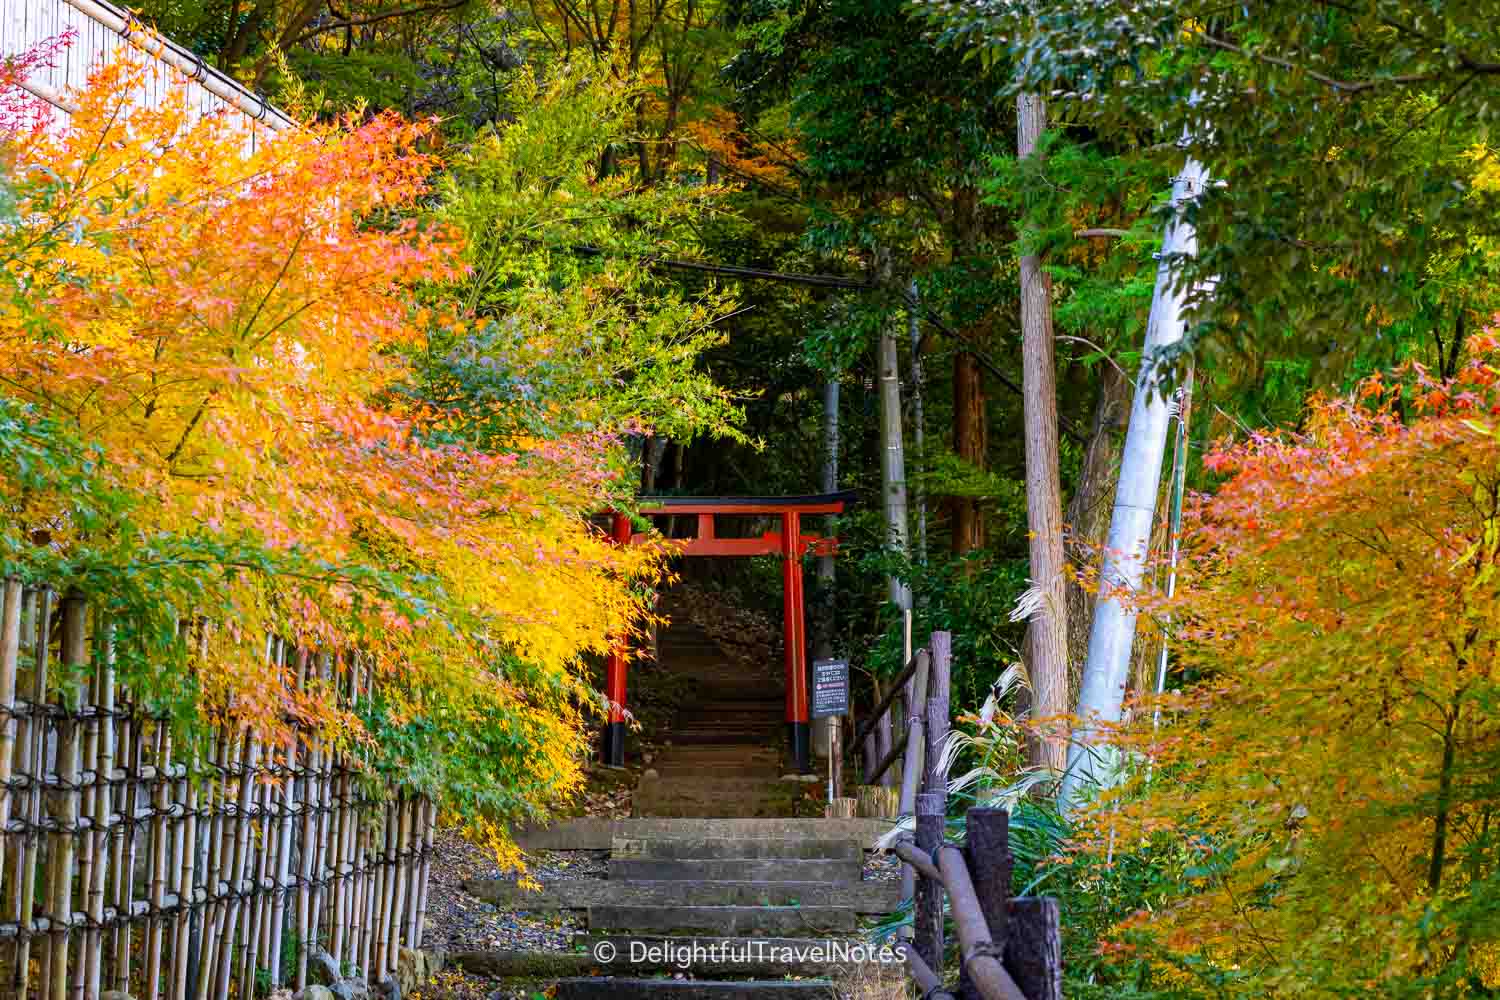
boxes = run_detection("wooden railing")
[860,629,1063,999]
[0,582,431,999]
[894,807,1062,1000]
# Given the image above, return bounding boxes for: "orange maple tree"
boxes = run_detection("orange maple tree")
[0,47,671,834]
[1073,330,1500,994]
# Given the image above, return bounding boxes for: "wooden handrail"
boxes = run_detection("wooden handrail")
[852,648,929,749]
[864,729,909,786]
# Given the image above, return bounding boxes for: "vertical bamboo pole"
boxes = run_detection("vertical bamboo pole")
[107,711,130,993]
[293,647,315,990]
[48,592,87,1000]
[329,765,349,968]
[0,581,22,992]
[213,729,256,1000]
[146,724,172,1000]
[172,736,198,1000]
[0,581,22,899]
[70,627,100,1000]
[269,724,295,988]
[370,805,391,981]
[119,714,147,992]
[354,823,371,981]
[306,654,334,958]
[84,621,115,999]
[7,587,36,1000]
[413,798,434,948]
[193,727,229,1000]
[389,795,410,954]
[17,588,53,1000]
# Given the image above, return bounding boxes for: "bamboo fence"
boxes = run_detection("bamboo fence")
[0,581,434,999]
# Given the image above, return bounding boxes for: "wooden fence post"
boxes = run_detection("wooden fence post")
[924,631,951,797]
[1005,899,1062,1000]
[914,791,945,973]
[959,808,1012,1000]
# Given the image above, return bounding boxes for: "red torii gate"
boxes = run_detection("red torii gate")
[600,492,853,773]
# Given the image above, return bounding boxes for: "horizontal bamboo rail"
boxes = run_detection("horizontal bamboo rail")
[0,581,432,999]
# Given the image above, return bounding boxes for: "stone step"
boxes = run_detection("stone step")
[607,858,862,883]
[453,936,907,979]
[612,837,861,861]
[462,878,901,913]
[554,978,835,1000]
[659,731,777,745]
[653,763,782,779]
[588,904,858,936]
[511,817,893,850]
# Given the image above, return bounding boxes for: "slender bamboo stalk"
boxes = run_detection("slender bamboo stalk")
[116,714,144,992]
[20,589,56,1000]
[306,654,334,957]
[0,581,22,993]
[370,805,391,981]
[48,592,87,1000]
[18,588,51,1000]
[269,721,296,987]
[293,647,315,990]
[7,587,37,1000]
[194,727,229,1000]
[70,638,99,1000]
[413,798,434,947]
[213,729,255,1000]
[84,621,116,999]
[354,822,371,980]
[390,795,411,954]
[172,734,198,1000]
[146,724,173,1000]
[329,765,349,967]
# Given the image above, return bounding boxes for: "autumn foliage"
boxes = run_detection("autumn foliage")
[0,48,671,838]
[1072,333,1500,995]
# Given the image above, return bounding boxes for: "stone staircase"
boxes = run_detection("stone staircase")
[449,619,901,997]
[633,623,815,819]
[460,818,901,998]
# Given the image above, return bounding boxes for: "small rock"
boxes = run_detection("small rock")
[99,993,135,1000]
[296,988,335,1000]
[396,946,433,994]
[310,947,342,986]
[376,976,402,1000]
[330,981,369,1000]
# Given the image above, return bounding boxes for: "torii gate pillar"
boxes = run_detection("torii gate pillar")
[781,510,811,772]
[601,511,632,767]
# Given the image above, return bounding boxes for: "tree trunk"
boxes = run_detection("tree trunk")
[1017,91,1069,774]
[1063,365,1130,698]
[817,376,840,660]
[951,351,987,555]
[909,281,929,564]
[877,252,913,611]
[1061,142,1211,815]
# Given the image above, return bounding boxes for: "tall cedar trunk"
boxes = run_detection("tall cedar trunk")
[951,351,987,554]
[1063,365,1130,698]
[1017,92,1069,774]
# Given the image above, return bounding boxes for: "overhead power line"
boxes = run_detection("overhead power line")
[540,239,1086,442]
